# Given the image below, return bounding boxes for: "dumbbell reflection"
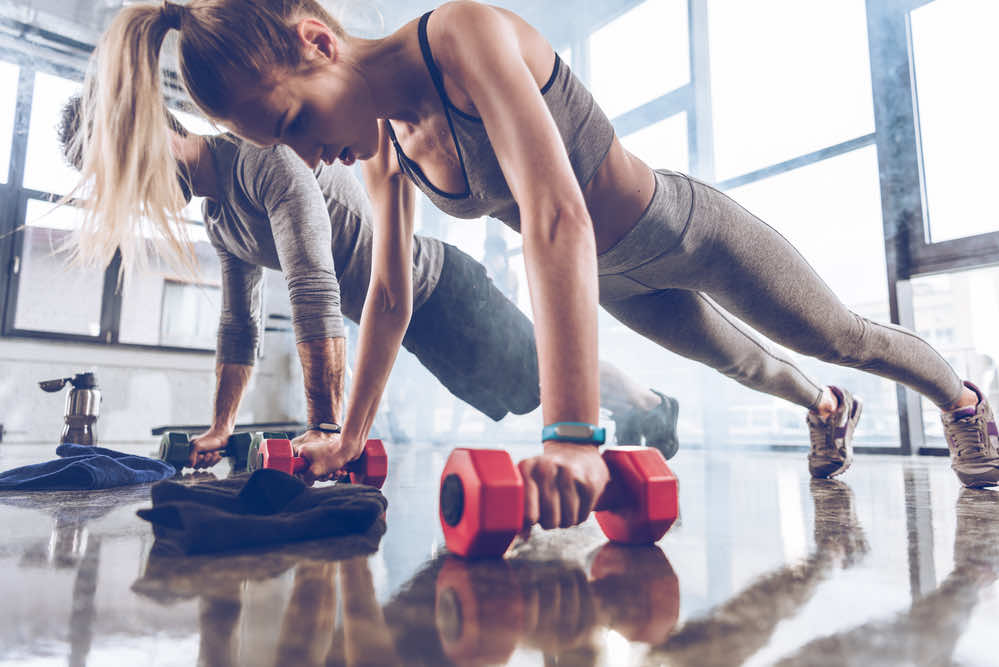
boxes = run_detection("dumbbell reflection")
[435,544,680,665]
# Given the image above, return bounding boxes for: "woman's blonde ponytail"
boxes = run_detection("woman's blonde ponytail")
[67,3,196,279]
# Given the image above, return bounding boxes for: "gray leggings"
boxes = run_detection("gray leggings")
[597,169,964,410]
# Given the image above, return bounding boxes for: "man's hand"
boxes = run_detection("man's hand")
[293,430,364,485]
[518,442,610,532]
[189,429,231,469]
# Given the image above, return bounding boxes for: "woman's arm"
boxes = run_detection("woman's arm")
[245,144,365,470]
[432,2,607,528]
[333,120,415,469]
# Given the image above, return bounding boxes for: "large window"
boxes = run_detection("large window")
[23,71,81,195]
[13,199,104,336]
[620,113,689,173]
[589,0,689,120]
[910,0,999,243]
[1,62,223,352]
[118,224,221,349]
[0,61,18,184]
[707,0,875,181]
[912,265,999,448]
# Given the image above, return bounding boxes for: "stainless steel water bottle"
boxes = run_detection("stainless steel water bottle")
[39,372,102,446]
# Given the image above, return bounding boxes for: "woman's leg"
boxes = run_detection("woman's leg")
[614,173,993,484]
[675,178,969,411]
[603,289,824,410]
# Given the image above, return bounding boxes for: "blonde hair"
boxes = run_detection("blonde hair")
[69,0,345,278]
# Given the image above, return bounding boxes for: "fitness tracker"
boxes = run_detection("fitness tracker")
[307,422,342,434]
[542,422,606,445]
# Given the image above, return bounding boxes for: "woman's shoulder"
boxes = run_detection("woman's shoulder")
[423,2,554,86]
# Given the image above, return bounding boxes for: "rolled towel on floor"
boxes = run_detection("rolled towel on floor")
[0,444,176,491]
[136,469,387,555]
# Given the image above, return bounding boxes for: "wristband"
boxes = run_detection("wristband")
[542,422,606,445]
[307,422,341,434]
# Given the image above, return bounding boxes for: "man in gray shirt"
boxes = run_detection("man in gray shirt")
[60,98,679,468]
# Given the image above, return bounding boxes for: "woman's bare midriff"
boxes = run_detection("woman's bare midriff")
[583,135,658,255]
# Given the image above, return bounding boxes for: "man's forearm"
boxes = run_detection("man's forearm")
[297,337,346,425]
[212,363,254,433]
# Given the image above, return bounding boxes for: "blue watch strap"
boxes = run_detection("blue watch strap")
[542,422,606,445]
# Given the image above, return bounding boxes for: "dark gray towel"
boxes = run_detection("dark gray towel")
[136,469,387,555]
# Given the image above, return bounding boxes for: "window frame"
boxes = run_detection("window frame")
[0,60,215,355]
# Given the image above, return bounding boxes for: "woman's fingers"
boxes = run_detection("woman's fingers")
[519,448,608,531]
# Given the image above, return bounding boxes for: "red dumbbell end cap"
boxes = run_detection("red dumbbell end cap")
[349,438,388,488]
[595,447,679,544]
[259,439,297,475]
[439,448,524,558]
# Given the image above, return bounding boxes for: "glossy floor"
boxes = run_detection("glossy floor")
[0,442,996,666]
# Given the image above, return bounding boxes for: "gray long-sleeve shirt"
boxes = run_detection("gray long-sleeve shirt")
[201,135,444,365]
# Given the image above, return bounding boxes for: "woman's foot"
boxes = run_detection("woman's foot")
[807,386,863,479]
[611,389,680,460]
[941,381,999,488]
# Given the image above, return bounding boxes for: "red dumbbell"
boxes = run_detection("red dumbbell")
[252,438,388,488]
[438,447,678,558]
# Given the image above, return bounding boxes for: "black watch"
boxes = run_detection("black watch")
[307,422,342,434]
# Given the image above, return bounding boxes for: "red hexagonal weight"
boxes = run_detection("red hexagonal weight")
[258,438,302,475]
[439,448,524,558]
[346,438,388,488]
[594,447,678,544]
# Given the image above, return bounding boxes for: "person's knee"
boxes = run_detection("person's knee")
[811,313,876,368]
[715,353,772,388]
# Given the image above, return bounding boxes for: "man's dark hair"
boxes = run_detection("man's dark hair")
[58,94,191,171]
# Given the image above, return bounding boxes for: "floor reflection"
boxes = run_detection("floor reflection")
[0,446,997,665]
[647,478,868,666]
[133,521,386,667]
[773,488,999,667]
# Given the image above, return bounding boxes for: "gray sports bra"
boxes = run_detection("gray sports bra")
[386,10,615,232]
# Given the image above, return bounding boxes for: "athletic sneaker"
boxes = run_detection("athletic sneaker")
[941,381,999,489]
[641,390,680,460]
[806,386,863,479]
[611,389,681,460]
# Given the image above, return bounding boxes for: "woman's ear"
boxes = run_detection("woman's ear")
[297,18,338,63]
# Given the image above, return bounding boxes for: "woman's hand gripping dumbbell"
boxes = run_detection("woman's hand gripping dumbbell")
[439,446,679,558]
[247,434,388,488]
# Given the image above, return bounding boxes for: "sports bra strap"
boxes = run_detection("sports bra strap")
[418,12,453,109]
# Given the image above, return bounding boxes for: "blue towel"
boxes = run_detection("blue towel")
[0,444,175,491]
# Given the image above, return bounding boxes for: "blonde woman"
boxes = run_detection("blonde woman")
[75,1,997,530]
[60,95,679,470]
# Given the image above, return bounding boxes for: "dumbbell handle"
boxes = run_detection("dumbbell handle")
[274,451,369,477]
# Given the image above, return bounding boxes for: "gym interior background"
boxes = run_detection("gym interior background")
[0,0,996,451]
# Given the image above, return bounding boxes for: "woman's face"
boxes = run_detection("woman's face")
[226,63,380,169]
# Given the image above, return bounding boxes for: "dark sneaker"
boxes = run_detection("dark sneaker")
[611,390,680,460]
[807,387,863,479]
[611,407,643,447]
[641,390,680,460]
[942,381,999,489]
